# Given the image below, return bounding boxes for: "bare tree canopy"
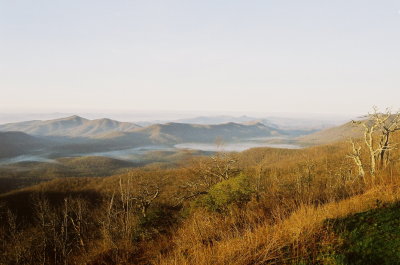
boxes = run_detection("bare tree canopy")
[350,107,400,183]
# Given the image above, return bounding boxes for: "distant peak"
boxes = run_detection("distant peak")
[70,115,84,119]
[243,120,265,126]
[165,122,184,126]
[59,115,87,121]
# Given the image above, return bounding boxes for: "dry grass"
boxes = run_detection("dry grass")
[156,182,400,265]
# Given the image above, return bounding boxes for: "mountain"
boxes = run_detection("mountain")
[0,115,340,141]
[135,116,275,127]
[97,122,282,145]
[43,121,283,156]
[0,115,287,144]
[0,131,47,159]
[175,115,261,125]
[257,116,346,131]
[298,121,363,145]
[0,112,74,125]
[0,116,313,161]
[138,115,349,132]
[0,115,141,138]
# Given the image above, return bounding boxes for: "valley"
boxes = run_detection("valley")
[0,115,315,194]
[0,115,312,166]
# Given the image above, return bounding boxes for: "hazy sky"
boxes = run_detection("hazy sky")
[1,0,400,115]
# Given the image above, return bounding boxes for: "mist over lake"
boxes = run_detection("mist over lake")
[174,142,300,152]
[0,155,58,165]
[0,139,301,165]
[82,146,176,160]
[81,140,301,160]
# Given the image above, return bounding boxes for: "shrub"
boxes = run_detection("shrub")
[196,174,253,212]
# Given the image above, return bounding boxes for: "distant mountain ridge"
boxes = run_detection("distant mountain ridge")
[174,115,268,125]
[0,115,319,160]
[0,114,346,137]
[138,115,347,131]
[0,115,141,137]
[100,121,282,145]
[0,115,286,140]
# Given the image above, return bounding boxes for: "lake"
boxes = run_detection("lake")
[174,142,301,152]
[0,140,301,165]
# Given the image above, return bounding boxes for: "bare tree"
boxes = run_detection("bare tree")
[194,152,239,188]
[119,177,134,240]
[131,181,160,218]
[4,209,23,264]
[177,152,240,203]
[68,198,87,252]
[59,198,72,265]
[102,173,163,247]
[208,153,239,182]
[33,194,51,265]
[351,107,400,182]
[102,191,117,246]
[376,111,400,166]
[348,138,366,181]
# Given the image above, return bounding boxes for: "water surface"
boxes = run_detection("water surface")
[0,141,300,165]
[175,141,300,152]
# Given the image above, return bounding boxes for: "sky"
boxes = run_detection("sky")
[1,0,400,116]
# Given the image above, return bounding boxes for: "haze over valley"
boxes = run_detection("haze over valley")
[0,114,327,165]
[0,112,362,198]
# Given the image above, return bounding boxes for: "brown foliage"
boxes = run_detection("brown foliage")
[2,129,400,264]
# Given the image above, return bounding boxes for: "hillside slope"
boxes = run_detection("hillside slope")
[325,201,400,264]
[297,121,363,145]
[0,131,47,159]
